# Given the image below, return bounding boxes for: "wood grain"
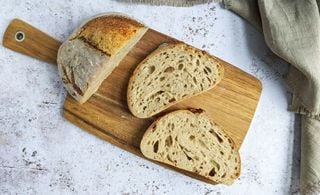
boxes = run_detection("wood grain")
[3,19,262,185]
[2,19,60,64]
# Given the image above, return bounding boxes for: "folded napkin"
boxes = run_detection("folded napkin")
[224,1,320,194]
[120,0,320,193]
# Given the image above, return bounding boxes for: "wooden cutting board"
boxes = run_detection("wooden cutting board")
[3,19,262,184]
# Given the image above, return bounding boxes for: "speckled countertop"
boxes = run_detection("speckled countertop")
[0,1,300,194]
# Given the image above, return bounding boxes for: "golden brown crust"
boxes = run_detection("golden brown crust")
[76,15,145,56]
[57,13,147,104]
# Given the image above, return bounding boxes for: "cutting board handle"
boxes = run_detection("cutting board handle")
[2,19,61,65]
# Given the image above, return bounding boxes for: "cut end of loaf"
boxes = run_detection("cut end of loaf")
[140,110,241,185]
[127,43,224,118]
[57,13,148,104]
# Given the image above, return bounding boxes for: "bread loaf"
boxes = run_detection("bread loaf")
[127,43,224,118]
[57,13,148,103]
[140,109,240,185]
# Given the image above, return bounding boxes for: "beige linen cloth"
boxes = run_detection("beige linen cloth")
[225,1,320,194]
[122,0,320,193]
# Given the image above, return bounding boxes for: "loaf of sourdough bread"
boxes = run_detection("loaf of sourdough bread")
[57,13,148,103]
[140,109,240,185]
[127,43,224,118]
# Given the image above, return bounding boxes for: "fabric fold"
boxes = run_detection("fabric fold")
[224,0,320,194]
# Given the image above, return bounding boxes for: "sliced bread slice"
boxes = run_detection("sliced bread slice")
[127,43,224,118]
[140,109,240,185]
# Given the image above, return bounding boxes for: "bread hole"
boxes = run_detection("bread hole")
[206,77,212,83]
[165,135,173,147]
[213,132,223,143]
[155,97,160,102]
[222,173,226,178]
[198,55,202,58]
[194,156,199,161]
[148,66,156,74]
[220,151,224,155]
[164,66,175,73]
[184,84,187,88]
[175,136,178,141]
[143,106,147,111]
[190,123,195,127]
[193,77,197,84]
[178,64,184,70]
[200,84,204,90]
[153,141,159,153]
[209,168,216,177]
[166,84,171,87]
[196,59,200,66]
[235,166,238,170]
[200,166,203,169]
[228,139,232,144]
[171,123,175,129]
[204,68,208,75]
[205,66,212,73]
[182,94,187,97]
[160,77,165,81]
[156,91,164,95]
[169,98,176,103]
[189,135,195,140]
[167,154,174,163]
[183,151,192,161]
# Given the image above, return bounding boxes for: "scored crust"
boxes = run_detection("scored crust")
[57,12,148,104]
[75,14,145,56]
[127,43,224,118]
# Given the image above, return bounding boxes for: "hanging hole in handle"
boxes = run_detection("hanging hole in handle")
[15,31,25,42]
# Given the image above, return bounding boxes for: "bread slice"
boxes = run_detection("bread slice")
[57,12,148,104]
[127,43,224,118]
[140,109,240,185]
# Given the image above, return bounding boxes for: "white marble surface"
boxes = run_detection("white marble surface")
[0,1,300,194]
